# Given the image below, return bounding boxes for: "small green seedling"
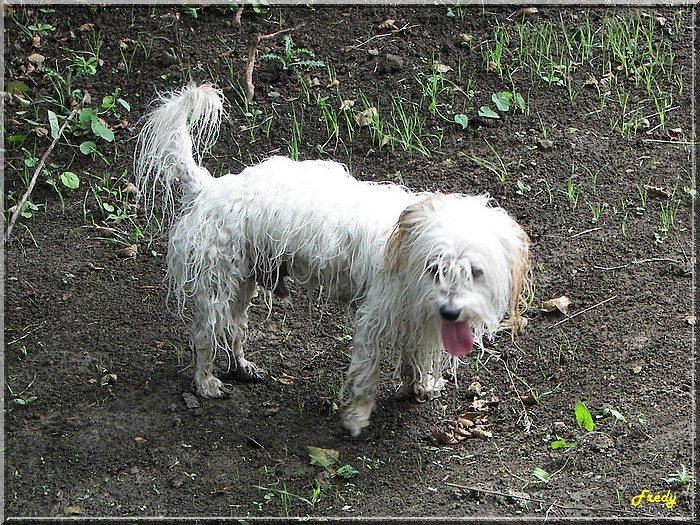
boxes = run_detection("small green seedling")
[575,401,595,431]
[662,464,692,488]
[532,467,551,483]
[550,439,577,450]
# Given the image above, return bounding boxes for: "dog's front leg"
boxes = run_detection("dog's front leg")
[193,343,231,398]
[340,309,382,437]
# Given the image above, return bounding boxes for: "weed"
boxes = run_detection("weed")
[467,141,515,183]
[259,35,325,71]
[662,464,692,489]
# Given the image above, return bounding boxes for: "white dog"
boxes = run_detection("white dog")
[135,84,530,437]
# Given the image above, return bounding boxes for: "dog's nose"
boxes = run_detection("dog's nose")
[439,304,462,322]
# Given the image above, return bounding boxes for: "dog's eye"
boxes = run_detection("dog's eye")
[472,266,483,279]
[425,264,440,281]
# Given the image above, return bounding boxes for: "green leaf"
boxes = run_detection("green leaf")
[550,439,577,450]
[91,118,114,142]
[532,467,550,483]
[492,92,511,112]
[47,110,60,139]
[454,114,469,130]
[575,401,595,432]
[59,171,80,189]
[117,98,131,112]
[478,106,500,119]
[599,407,627,423]
[79,141,97,155]
[333,464,359,479]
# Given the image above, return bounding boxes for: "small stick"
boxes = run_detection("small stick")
[4,93,88,243]
[243,24,304,103]
[549,295,618,328]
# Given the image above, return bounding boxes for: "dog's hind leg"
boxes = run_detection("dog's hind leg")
[191,278,264,397]
[228,278,268,382]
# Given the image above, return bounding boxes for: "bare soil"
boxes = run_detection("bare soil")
[2,4,696,522]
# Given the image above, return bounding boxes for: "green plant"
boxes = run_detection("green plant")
[575,401,595,432]
[467,141,515,183]
[662,464,692,488]
[259,35,325,71]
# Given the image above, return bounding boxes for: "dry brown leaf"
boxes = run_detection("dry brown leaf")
[211,485,236,496]
[433,62,452,74]
[31,35,41,48]
[326,78,340,88]
[115,244,139,259]
[684,315,696,326]
[514,7,538,17]
[354,107,378,127]
[27,53,45,66]
[667,127,683,141]
[79,23,94,32]
[339,99,355,111]
[379,135,391,148]
[541,295,572,314]
[378,18,398,30]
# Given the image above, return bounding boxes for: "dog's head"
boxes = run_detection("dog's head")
[385,193,530,356]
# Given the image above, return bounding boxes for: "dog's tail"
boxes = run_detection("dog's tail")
[134,83,224,227]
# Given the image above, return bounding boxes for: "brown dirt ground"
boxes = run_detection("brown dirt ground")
[2,3,697,523]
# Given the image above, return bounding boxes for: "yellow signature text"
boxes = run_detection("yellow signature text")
[630,489,677,509]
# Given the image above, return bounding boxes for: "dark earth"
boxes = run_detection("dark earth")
[2,3,696,522]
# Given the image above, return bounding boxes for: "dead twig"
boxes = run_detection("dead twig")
[548,295,618,328]
[243,24,304,103]
[4,93,88,243]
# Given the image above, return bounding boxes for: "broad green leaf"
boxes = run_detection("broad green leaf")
[492,92,511,112]
[478,106,500,119]
[59,171,80,189]
[80,141,97,155]
[91,118,114,142]
[575,401,595,432]
[454,114,469,130]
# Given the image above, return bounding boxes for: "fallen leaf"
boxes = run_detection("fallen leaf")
[211,485,235,495]
[433,62,452,74]
[63,506,83,516]
[115,244,139,258]
[27,53,45,66]
[667,127,683,141]
[31,35,41,48]
[685,315,696,326]
[378,18,398,30]
[79,23,94,32]
[354,107,378,127]
[307,446,339,468]
[339,99,355,111]
[513,7,538,17]
[541,296,572,314]
[326,78,339,88]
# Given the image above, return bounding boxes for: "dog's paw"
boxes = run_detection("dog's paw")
[412,374,447,403]
[194,374,231,398]
[342,397,376,437]
[231,358,267,382]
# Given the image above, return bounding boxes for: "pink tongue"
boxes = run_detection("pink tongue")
[441,321,474,356]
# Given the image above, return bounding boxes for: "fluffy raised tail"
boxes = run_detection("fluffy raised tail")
[134,83,224,227]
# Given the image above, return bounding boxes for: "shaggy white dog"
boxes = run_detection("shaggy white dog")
[135,84,530,437]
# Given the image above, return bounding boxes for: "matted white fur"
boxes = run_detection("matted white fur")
[135,84,530,437]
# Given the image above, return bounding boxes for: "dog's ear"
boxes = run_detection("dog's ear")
[508,223,531,333]
[385,195,441,275]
